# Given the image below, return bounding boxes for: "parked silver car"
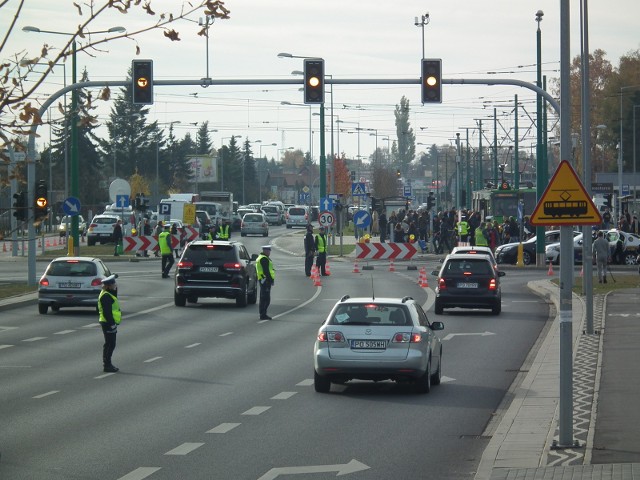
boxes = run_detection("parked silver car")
[38,257,113,314]
[240,212,269,237]
[314,295,444,394]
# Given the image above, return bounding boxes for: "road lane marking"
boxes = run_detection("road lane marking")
[23,337,46,342]
[125,302,175,320]
[54,330,75,335]
[271,391,297,400]
[297,379,313,386]
[185,343,201,348]
[0,345,14,350]
[144,356,162,363]
[442,331,495,341]
[33,390,59,399]
[219,332,233,337]
[271,286,322,320]
[242,406,271,415]
[82,323,100,328]
[207,422,241,434]
[117,467,161,480]
[257,459,370,480]
[0,326,18,332]
[165,443,204,455]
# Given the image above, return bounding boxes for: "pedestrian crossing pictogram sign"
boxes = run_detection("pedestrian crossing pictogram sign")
[530,160,602,226]
[351,182,366,196]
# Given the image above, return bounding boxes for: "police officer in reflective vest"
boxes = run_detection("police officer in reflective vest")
[456,216,470,244]
[159,224,174,278]
[217,220,230,240]
[98,274,121,372]
[315,226,328,276]
[256,245,275,320]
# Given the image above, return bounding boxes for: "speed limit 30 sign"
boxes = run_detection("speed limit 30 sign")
[318,210,335,227]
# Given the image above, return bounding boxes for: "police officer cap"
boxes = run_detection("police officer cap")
[101,274,118,285]
[261,245,272,251]
[164,223,171,229]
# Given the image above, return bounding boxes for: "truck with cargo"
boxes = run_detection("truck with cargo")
[196,191,234,224]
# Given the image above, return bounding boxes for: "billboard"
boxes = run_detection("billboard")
[187,155,217,183]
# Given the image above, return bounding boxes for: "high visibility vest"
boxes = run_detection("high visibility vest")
[316,234,326,253]
[158,231,172,255]
[457,221,469,235]
[255,254,275,281]
[475,228,488,246]
[98,290,121,325]
[218,225,229,240]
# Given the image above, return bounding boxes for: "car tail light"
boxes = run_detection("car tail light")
[91,278,102,287]
[39,278,49,287]
[318,331,344,343]
[178,260,194,269]
[224,262,242,271]
[438,278,446,289]
[393,332,422,343]
[463,271,472,276]
[489,278,497,290]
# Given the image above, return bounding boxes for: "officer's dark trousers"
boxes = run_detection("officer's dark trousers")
[259,281,271,317]
[316,252,327,275]
[101,324,117,367]
[162,254,174,276]
[305,254,314,276]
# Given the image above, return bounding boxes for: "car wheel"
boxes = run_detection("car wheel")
[314,371,331,393]
[174,291,187,307]
[415,359,432,394]
[523,251,532,265]
[434,301,443,315]
[492,302,502,315]
[624,252,637,265]
[248,282,257,304]
[236,285,248,307]
[430,347,442,386]
[38,304,48,315]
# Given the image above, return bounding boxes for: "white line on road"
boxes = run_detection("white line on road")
[164,442,204,455]
[185,343,201,348]
[0,344,14,350]
[271,286,323,320]
[95,373,117,379]
[443,331,495,341]
[271,391,297,400]
[297,379,313,386]
[144,356,162,363]
[33,390,59,399]
[125,302,175,321]
[23,337,46,342]
[219,332,233,337]
[207,422,241,434]
[0,326,18,332]
[117,467,161,480]
[54,330,75,335]
[82,323,100,328]
[242,406,271,415]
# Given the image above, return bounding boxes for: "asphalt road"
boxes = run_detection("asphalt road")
[0,228,552,480]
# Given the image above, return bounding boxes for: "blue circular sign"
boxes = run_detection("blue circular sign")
[353,210,371,228]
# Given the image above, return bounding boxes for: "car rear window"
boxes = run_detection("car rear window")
[444,259,492,275]
[288,208,306,216]
[48,261,97,276]
[93,217,117,225]
[262,206,278,214]
[183,244,236,263]
[244,214,263,222]
[329,304,409,326]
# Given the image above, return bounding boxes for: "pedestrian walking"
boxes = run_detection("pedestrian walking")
[112,219,123,256]
[304,224,316,276]
[256,245,275,320]
[159,224,174,278]
[378,211,388,243]
[593,230,610,283]
[170,223,180,258]
[98,274,121,373]
[315,226,328,275]
[141,218,152,257]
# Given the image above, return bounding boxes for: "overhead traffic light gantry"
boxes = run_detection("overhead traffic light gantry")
[421,58,442,104]
[34,180,49,221]
[303,58,325,104]
[132,59,154,105]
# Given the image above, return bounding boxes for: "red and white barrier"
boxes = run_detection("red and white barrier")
[356,242,418,260]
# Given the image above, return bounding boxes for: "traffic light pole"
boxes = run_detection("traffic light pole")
[70,40,80,254]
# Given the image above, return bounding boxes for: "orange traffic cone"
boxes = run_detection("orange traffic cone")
[313,267,322,287]
[389,259,396,272]
[311,264,319,280]
[353,261,360,273]
[324,262,331,276]
[547,261,554,276]
[46,237,51,247]
[418,267,429,287]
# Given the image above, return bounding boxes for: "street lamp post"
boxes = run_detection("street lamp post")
[535,9,546,265]
[23,25,125,254]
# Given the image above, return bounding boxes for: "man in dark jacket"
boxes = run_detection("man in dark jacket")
[112,220,123,256]
[304,224,316,276]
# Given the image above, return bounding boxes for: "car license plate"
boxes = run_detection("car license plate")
[350,340,387,350]
[457,282,478,288]
[58,282,82,288]
[199,266,218,273]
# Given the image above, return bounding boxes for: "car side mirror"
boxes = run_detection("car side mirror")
[430,321,444,331]
[250,253,258,261]
[431,270,440,276]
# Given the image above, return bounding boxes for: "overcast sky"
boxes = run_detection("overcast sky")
[5,0,640,162]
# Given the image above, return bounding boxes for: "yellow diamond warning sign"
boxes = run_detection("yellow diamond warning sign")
[530,160,602,226]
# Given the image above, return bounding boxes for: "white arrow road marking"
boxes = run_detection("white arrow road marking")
[442,331,495,341]
[117,467,161,480]
[258,459,370,480]
[207,422,241,434]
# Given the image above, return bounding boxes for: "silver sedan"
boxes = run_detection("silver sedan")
[314,295,444,394]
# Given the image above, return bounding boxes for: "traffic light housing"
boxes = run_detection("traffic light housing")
[427,192,435,210]
[34,180,49,221]
[13,191,26,222]
[396,169,401,177]
[421,58,442,104]
[303,58,324,104]
[132,59,154,105]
